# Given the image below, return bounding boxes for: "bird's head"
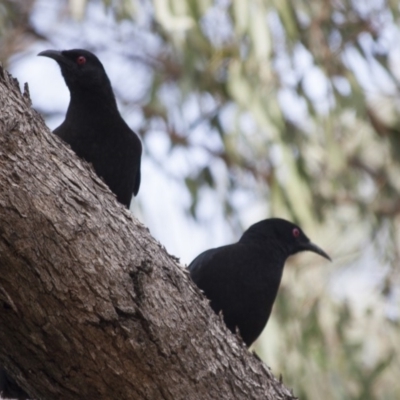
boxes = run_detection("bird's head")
[38,49,111,93]
[240,218,331,261]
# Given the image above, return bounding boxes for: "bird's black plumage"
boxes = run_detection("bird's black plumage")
[0,49,144,400]
[188,218,330,347]
[38,49,142,208]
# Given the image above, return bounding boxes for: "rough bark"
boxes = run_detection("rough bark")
[0,65,296,400]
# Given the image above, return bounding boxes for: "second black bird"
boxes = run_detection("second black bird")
[189,218,330,347]
[38,49,142,208]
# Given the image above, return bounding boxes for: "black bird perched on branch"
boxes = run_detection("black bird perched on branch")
[38,49,142,208]
[189,218,331,347]
[0,49,143,400]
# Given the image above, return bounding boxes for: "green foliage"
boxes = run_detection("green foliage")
[256,264,399,399]
[0,0,38,65]
[126,0,400,242]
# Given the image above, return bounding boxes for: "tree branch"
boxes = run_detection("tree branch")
[0,65,296,400]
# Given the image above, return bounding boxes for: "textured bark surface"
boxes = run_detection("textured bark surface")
[0,65,296,400]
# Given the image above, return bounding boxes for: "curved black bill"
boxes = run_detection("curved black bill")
[302,242,331,261]
[38,50,65,63]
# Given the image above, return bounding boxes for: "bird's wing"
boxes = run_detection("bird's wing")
[188,247,222,276]
[188,243,281,346]
[188,244,248,287]
[133,163,141,196]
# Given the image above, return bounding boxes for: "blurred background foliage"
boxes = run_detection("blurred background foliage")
[1,0,400,399]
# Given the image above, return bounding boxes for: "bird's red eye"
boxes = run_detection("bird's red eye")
[292,228,300,238]
[76,56,86,65]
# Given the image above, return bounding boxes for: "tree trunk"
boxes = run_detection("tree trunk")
[0,65,296,400]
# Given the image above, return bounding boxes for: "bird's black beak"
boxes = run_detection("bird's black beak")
[38,50,66,64]
[301,241,331,261]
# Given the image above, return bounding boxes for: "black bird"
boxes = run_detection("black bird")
[38,49,142,208]
[188,218,330,347]
[0,49,143,400]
